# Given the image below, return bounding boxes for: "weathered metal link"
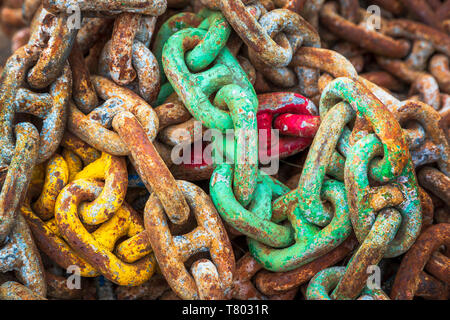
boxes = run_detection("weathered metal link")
[43,0,167,17]
[96,13,159,103]
[425,251,450,286]
[17,64,72,163]
[384,19,450,57]
[344,133,421,257]
[60,132,101,165]
[112,111,189,225]
[290,47,358,79]
[249,173,353,272]
[358,78,448,150]
[0,281,46,300]
[26,6,76,89]
[284,46,358,102]
[306,266,390,300]
[320,77,409,181]
[331,208,402,299]
[106,13,140,85]
[393,100,450,175]
[69,41,98,113]
[219,1,318,67]
[254,236,357,296]
[32,154,69,220]
[71,153,128,225]
[245,99,355,272]
[183,9,232,72]
[153,8,232,104]
[231,252,298,300]
[143,180,235,300]
[398,0,447,31]
[415,270,449,300]
[246,9,321,90]
[100,39,160,103]
[0,214,46,297]
[211,166,294,247]
[68,76,159,155]
[429,54,450,95]
[154,99,191,130]
[22,196,99,277]
[320,2,410,58]
[0,123,39,242]
[153,12,203,84]
[163,29,257,130]
[374,39,445,110]
[271,101,354,227]
[55,179,156,286]
[418,167,450,207]
[391,223,450,300]
[22,153,101,277]
[76,17,113,55]
[0,44,70,165]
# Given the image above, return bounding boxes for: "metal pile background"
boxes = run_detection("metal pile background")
[0,0,448,300]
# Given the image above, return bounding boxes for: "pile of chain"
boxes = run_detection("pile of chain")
[0,0,448,300]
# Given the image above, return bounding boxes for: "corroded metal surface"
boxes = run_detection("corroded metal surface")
[391,224,450,300]
[144,180,234,300]
[55,179,156,286]
[0,0,448,301]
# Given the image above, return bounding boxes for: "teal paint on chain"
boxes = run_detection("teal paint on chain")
[306,266,389,300]
[345,133,422,258]
[298,102,355,226]
[162,27,257,131]
[247,183,272,221]
[248,179,352,272]
[163,25,258,204]
[307,267,346,300]
[270,102,355,227]
[153,12,202,105]
[153,12,201,84]
[212,85,258,205]
[210,163,294,248]
[153,9,231,105]
[244,102,358,271]
[185,10,231,72]
[320,77,409,182]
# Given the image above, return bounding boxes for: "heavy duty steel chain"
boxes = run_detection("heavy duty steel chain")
[0,0,448,301]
